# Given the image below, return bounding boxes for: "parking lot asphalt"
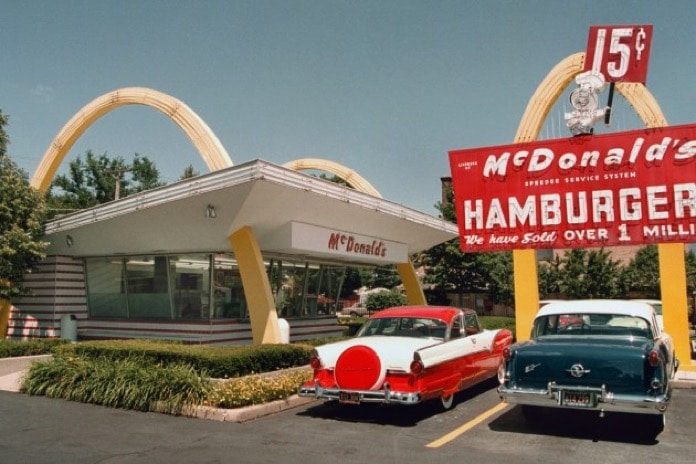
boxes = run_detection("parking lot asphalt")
[2,379,696,464]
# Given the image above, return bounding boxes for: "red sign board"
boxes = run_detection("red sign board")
[584,25,653,84]
[448,124,696,252]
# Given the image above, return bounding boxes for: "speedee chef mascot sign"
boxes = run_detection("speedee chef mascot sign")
[448,124,696,252]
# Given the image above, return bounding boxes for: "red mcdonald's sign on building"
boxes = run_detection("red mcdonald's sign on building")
[448,124,696,252]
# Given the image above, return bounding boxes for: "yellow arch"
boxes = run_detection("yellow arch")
[31,87,233,191]
[515,52,669,140]
[282,158,382,198]
[513,52,693,372]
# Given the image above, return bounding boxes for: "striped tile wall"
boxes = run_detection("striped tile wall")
[8,255,87,340]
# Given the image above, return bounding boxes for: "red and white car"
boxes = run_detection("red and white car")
[299,305,513,410]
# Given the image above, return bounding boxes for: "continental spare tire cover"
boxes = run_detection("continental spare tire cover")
[334,345,385,391]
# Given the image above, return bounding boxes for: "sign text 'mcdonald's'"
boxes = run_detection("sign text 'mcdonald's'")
[448,124,696,252]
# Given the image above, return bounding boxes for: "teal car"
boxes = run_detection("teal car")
[498,300,677,435]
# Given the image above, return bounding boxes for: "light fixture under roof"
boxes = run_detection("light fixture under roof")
[205,204,217,219]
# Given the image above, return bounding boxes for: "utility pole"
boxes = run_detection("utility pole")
[106,166,132,200]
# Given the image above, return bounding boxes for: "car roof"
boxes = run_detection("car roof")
[372,305,469,324]
[536,299,655,319]
[631,299,661,305]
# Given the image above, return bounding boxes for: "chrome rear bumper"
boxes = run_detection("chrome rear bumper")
[498,381,671,415]
[298,380,421,405]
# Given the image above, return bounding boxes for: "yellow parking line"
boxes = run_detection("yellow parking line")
[426,402,509,448]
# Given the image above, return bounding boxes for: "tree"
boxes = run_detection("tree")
[180,164,200,180]
[479,251,514,307]
[358,265,402,290]
[416,184,493,298]
[624,245,661,297]
[686,248,696,296]
[365,290,406,313]
[48,151,164,216]
[538,253,564,298]
[0,110,48,337]
[540,248,627,299]
[316,173,350,187]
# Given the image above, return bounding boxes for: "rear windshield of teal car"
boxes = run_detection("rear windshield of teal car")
[532,313,651,339]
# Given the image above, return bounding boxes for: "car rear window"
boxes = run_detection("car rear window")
[532,313,651,338]
[357,317,447,339]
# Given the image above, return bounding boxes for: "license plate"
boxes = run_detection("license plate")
[561,391,595,408]
[338,391,360,404]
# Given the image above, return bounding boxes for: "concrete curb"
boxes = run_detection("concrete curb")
[186,395,318,423]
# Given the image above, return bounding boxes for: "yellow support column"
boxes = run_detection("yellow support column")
[0,300,10,340]
[229,226,281,345]
[658,243,693,371]
[513,250,539,341]
[396,261,426,306]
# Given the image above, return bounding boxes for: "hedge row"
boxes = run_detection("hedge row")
[53,339,314,378]
[0,339,69,358]
[479,316,517,338]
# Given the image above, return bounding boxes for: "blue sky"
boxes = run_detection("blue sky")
[2,1,695,214]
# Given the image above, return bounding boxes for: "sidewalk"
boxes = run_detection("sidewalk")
[0,355,51,392]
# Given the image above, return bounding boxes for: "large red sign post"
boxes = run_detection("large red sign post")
[449,124,696,252]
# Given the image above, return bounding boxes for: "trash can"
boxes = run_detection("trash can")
[60,314,78,342]
[278,318,290,344]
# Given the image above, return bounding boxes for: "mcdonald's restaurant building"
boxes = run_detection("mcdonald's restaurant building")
[7,159,458,345]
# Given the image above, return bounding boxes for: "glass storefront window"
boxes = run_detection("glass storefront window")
[85,257,128,317]
[268,258,347,318]
[212,254,247,319]
[125,256,173,318]
[170,254,211,319]
[85,253,350,321]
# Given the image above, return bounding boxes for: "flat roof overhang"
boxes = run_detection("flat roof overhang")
[44,159,458,265]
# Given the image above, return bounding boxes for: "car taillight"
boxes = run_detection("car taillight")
[503,347,513,362]
[410,360,424,375]
[309,356,322,369]
[648,350,660,367]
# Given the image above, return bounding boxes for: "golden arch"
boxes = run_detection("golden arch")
[31,87,233,191]
[513,52,693,371]
[282,158,382,198]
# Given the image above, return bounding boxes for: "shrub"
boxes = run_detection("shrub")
[480,316,517,339]
[54,340,313,378]
[205,368,312,409]
[336,317,366,336]
[21,355,210,414]
[0,339,68,358]
[365,290,406,312]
